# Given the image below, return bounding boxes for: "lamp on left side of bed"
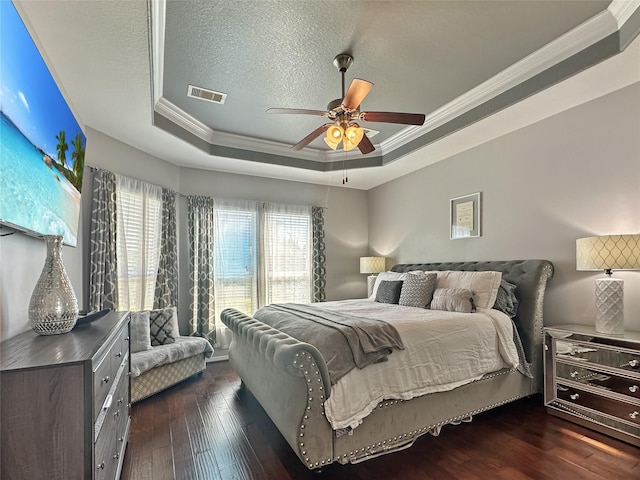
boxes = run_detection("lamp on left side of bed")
[360,256,386,297]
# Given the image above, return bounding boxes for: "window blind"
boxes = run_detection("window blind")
[115,175,162,311]
[213,204,259,316]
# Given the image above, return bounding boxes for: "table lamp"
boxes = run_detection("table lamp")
[360,256,386,297]
[576,234,640,334]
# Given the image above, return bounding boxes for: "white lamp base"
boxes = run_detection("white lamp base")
[367,275,377,297]
[594,277,624,334]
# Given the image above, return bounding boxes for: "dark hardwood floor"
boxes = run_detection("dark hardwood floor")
[120,362,639,480]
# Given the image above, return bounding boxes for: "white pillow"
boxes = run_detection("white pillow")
[370,270,433,299]
[129,311,152,353]
[369,271,408,299]
[434,270,502,309]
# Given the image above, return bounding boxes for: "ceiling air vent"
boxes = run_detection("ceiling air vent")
[187,84,227,104]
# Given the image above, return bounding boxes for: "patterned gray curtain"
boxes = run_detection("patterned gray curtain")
[154,188,178,309]
[311,206,326,302]
[187,196,216,342]
[89,169,118,311]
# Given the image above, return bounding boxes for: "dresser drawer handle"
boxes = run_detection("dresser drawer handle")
[115,352,122,358]
[570,371,579,378]
[102,394,113,411]
[629,360,639,368]
[97,461,105,470]
[125,337,130,342]
[630,411,639,419]
[569,393,580,400]
[102,375,110,384]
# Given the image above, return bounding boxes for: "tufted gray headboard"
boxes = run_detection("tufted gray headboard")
[392,260,554,390]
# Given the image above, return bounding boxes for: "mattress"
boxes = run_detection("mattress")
[312,299,520,430]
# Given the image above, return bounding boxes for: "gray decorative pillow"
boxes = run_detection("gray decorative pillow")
[493,279,519,318]
[399,272,437,308]
[430,288,476,313]
[129,311,152,353]
[375,280,404,304]
[149,306,180,346]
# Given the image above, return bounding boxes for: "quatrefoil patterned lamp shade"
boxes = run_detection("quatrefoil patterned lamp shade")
[576,234,640,334]
[360,256,386,297]
[360,256,386,274]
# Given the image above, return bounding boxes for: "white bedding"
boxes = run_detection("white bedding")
[314,299,520,430]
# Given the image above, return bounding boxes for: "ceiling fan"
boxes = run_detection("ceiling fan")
[267,54,426,155]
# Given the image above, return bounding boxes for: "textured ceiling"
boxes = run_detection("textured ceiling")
[162,0,607,147]
[12,1,640,189]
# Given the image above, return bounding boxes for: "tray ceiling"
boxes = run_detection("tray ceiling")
[13,1,640,189]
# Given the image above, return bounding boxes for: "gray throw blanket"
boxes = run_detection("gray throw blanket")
[254,303,405,384]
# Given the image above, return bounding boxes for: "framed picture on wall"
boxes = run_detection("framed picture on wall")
[450,192,481,239]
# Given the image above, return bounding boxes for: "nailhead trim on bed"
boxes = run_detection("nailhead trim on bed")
[294,350,332,468]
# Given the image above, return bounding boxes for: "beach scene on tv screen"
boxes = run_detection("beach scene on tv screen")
[0,2,85,246]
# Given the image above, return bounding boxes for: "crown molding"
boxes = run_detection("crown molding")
[381,3,637,153]
[149,0,165,107]
[609,0,640,28]
[155,96,374,164]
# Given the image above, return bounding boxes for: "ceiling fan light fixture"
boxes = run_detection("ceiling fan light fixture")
[345,123,364,145]
[342,136,358,151]
[324,125,344,150]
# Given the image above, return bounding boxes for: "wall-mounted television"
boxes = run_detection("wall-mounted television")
[0,1,86,247]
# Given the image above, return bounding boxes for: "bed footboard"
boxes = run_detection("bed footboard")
[221,308,334,469]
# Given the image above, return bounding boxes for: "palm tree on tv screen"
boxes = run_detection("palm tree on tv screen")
[71,133,84,190]
[55,130,69,168]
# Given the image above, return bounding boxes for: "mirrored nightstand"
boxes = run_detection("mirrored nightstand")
[543,324,640,447]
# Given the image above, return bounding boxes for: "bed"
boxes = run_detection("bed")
[220,260,554,470]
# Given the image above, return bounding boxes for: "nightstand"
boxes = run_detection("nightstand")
[543,325,640,446]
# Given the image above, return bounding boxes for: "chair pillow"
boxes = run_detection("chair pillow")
[430,288,476,313]
[129,311,152,353]
[399,272,437,308]
[375,280,404,304]
[149,306,180,346]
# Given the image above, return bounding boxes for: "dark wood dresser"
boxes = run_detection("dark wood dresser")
[1,310,131,480]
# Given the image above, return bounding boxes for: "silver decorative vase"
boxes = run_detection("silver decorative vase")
[29,235,78,335]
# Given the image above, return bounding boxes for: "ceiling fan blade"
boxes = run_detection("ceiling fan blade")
[292,124,331,151]
[361,111,426,125]
[357,134,375,155]
[342,79,374,110]
[267,108,329,116]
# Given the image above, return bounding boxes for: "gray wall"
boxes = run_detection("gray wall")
[3,83,639,340]
[0,129,368,340]
[368,82,640,331]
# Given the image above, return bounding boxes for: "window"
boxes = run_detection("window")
[262,206,311,305]
[115,175,162,311]
[213,204,259,316]
[212,201,312,321]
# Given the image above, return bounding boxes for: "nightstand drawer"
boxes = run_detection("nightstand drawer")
[555,339,640,374]
[556,362,640,401]
[557,384,640,426]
